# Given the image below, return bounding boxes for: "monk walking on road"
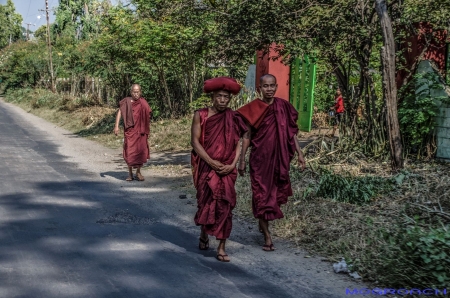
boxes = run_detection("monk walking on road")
[114,84,152,181]
[191,77,247,262]
[237,74,305,251]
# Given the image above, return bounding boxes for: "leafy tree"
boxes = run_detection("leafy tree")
[34,25,49,42]
[0,0,23,49]
[54,0,113,40]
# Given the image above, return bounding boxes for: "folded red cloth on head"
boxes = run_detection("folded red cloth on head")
[236,99,269,129]
[203,77,241,95]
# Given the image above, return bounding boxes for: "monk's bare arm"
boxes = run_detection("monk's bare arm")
[190,111,223,171]
[232,142,241,166]
[238,123,251,176]
[294,135,306,170]
[114,109,122,135]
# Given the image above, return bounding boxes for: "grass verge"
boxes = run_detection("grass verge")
[4,88,191,151]
[235,161,450,289]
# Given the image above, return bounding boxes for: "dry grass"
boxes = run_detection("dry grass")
[312,110,330,128]
[150,117,191,152]
[234,157,450,287]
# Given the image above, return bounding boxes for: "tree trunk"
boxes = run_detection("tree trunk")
[375,0,403,170]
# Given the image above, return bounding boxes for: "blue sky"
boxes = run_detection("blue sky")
[1,0,58,30]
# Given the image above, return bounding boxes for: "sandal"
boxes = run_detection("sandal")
[126,176,133,181]
[262,244,275,252]
[216,253,230,262]
[198,237,209,250]
[135,173,145,181]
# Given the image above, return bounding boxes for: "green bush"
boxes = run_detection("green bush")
[6,88,63,109]
[308,168,394,204]
[0,41,48,92]
[376,224,450,288]
[189,95,211,112]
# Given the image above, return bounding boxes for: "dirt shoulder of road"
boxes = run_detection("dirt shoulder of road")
[1,98,366,297]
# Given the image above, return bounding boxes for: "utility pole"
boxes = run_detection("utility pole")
[8,15,11,46]
[24,23,35,41]
[39,0,55,92]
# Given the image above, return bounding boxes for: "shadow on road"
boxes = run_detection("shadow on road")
[0,178,304,297]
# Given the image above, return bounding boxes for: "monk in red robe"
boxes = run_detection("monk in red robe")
[191,77,246,262]
[238,74,306,251]
[114,84,152,181]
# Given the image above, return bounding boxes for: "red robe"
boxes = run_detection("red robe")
[119,97,151,167]
[249,97,299,220]
[192,108,247,239]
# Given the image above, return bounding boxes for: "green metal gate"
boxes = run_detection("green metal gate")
[289,56,317,132]
[446,43,450,85]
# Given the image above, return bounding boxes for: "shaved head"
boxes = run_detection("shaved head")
[259,74,277,85]
[259,74,278,102]
[130,84,142,100]
[131,84,141,91]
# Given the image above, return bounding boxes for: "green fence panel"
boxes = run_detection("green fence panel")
[289,56,317,132]
[446,43,450,85]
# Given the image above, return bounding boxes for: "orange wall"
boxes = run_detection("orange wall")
[255,43,290,100]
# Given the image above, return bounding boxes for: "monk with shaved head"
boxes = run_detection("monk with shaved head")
[237,74,305,251]
[114,84,152,181]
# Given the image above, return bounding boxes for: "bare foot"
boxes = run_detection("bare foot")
[136,173,145,181]
[216,248,230,262]
[199,236,209,250]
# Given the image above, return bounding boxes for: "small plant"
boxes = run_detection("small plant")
[307,168,394,205]
[189,95,211,112]
[376,224,450,288]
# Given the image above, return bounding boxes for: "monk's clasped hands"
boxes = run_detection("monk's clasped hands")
[216,164,235,176]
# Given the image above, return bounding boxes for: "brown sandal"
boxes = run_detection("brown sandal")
[126,176,133,181]
[216,253,230,262]
[199,237,209,250]
[262,244,275,251]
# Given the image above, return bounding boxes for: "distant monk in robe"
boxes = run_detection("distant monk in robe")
[191,77,246,262]
[114,84,152,181]
[237,74,306,251]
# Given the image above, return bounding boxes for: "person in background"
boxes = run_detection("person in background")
[330,88,344,137]
[114,84,152,181]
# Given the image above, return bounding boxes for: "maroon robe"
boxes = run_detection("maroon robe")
[119,97,151,167]
[249,97,299,221]
[192,108,247,239]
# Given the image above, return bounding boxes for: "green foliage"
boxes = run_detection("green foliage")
[5,88,60,109]
[4,88,99,111]
[308,168,394,205]
[376,224,450,288]
[0,41,49,91]
[398,71,450,154]
[0,0,23,49]
[189,95,211,112]
[54,0,112,41]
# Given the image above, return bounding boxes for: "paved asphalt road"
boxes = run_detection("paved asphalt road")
[0,101,358,298]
